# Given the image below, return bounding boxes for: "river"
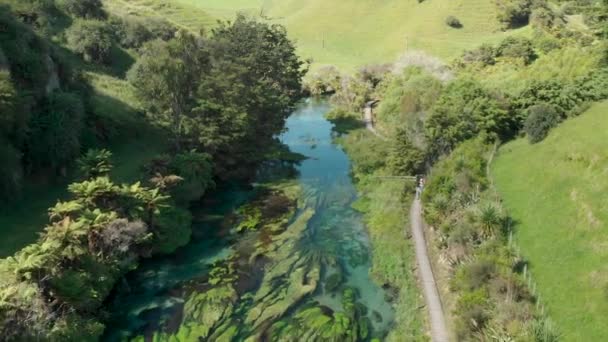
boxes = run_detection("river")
[103,99,395,341]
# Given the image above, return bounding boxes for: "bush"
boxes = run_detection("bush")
[530,4,565,31]
[304,65,343,95]
[495,0,533,29]
[57,0,105,19]
[146,18,178,41]
[445,15,462,28]
[112,16,153,49]
[66,19,113,64]
[524,103,560,143]
[152,205,193,254]
[497,36,537,64]
[169,150,214,204]
[461,44,497,66]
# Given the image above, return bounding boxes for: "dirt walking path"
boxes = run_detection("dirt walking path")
[410,199,449,342]
[364,101,384,139]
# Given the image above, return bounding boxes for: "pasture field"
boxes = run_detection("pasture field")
[492,101,608,341]
[106,0,527,70]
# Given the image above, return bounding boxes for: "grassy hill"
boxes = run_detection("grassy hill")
[492,101,608,341]
[108,0,528,70]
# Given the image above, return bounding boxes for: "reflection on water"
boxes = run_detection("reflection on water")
[103,99,394,340]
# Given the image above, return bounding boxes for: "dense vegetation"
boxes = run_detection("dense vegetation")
[0,0,305,340]
[337,130,426,341]
[320,0,608,339]
[1,0,607,340]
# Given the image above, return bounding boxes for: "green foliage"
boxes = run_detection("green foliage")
[66,19,113,64]
[523,103,560,143]
[304,65,343,95]
[337,130,390,177]
[423,137,544,340]
[128,34,209,149]
[27,91,85,170]
[425,78,511,158]
[515,79,587,118]
[57,0,105,19]
[497,36,537,64]
[77,149,113,179]
[530,2,565,32]
[461,43,498,66]
[152,205,192,254]
[495,0,532,29]
[375,66,443,136]
[169,150,214,203]
[388,128,425,176]
[329,76,373,113]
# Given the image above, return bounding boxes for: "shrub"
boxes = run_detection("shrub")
[112,16,153,49]
[305,65,343,95]
[495,0,533,29]
[330,75,373,113]
[393,50,453,82]
[461,44,497,66]
[77,149,112,179]
[497,36,537,64]
[66,19,113,64]
[445,15,462,28]
[357,63,392,87]
[524,103,560,143]
[169,150,214,204]
[146,18,178,41]
[530,4,565,31]
[57,0,105,19]
[152,205,193,254]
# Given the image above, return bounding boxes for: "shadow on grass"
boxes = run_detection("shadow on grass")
[54,44,136,79]
[328,116,365,136]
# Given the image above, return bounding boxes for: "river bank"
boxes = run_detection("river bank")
[335,128,427,341]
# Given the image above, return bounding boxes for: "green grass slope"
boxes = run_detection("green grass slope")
[119,0,528,70]
[492,101,608,341]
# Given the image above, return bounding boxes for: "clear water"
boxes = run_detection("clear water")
[103,99,394,340]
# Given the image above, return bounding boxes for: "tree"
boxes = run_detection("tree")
[27,91,84,171]
[197,15,307,177]
[128,33,210,150]
[523,103,560,143]
[425,78,512,158]
[66,20,113,64]
[388,128,425,176]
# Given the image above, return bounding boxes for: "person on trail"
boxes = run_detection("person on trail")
[415,175,422,199]
[416,177,425,199]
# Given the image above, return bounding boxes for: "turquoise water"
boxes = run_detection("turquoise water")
[103,99,394,340]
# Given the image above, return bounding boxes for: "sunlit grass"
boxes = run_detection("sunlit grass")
[492,101,608,341]
[111,0,528,71]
